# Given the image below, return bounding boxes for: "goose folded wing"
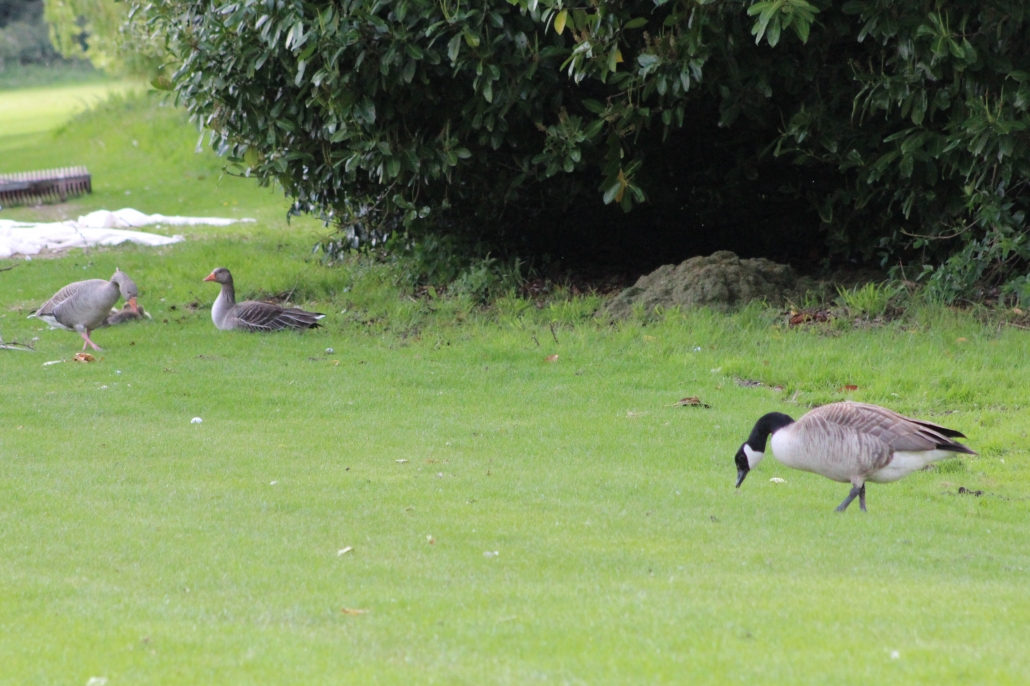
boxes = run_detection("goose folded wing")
[34,280,96,317]
[821,402,975,454]
[798,413,894,472]
[232,301,323,331]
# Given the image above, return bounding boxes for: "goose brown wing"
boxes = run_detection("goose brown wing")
[33,279,106,317]
[793,411,894,473]
[808,401,976,455]
[231,300,324,331]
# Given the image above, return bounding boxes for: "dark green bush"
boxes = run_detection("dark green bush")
[145,0,1030,301]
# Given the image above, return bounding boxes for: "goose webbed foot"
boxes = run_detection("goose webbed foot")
[835,483,866,513]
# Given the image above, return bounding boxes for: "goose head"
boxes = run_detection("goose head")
[203,267,233,285]
[111,269,140,314]
[735,411,795,488]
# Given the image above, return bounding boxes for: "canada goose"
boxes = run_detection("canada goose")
[734,401,976,512]
[29,269,139,350]
[203,267,324,331]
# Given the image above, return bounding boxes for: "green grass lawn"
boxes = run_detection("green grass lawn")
[0,76,142,157]
[1,87,1029,685]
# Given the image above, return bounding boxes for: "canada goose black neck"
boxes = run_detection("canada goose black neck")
[746,412,795,452]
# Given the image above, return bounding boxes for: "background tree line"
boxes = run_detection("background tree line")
[1,0,61,68]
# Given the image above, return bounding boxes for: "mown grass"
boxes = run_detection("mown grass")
[1,89,1028,685]
[0,61,110,91]
[0,74,142,157]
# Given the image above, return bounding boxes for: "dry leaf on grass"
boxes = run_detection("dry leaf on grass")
[426,535,436,544]
[545,354,559,363]
[789,310,830,326]
[337,546,353,556]
[838,384,859,392]
[341,607,369,615]
[674,396,711,408]
[73,352,95,363]
[395,459,408,464]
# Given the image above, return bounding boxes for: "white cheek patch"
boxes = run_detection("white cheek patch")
[743,444,764,469]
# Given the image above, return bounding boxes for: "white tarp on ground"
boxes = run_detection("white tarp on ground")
[0,208,255,259]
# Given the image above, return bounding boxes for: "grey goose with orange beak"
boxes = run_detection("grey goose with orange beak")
[735,401,976,512]
[29,268,139,350]
[204,267,325,332]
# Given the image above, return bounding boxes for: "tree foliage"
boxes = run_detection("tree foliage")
[143,0,1030,300]
[45,0,164,74]
[1,0,62,67]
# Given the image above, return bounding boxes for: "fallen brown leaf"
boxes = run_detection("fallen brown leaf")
[545,354,559,363]
[73,353,96,363]
[789,310,830,326]
[838,384,859,392]
[674,396,711,408]
[341,608,369,615]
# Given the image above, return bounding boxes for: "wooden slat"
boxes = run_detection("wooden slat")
[0,167,92,206]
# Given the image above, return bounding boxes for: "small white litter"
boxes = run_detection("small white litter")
[769,477,786,483]
[191,417,203,424]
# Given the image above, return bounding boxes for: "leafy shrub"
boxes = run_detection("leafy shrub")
[143,0,1030,299]
[835,282,906,319]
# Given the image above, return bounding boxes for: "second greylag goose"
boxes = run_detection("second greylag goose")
[101,302,151,327]
[734,401,976,512]
[203,267,324,331]
[29,268,139,350]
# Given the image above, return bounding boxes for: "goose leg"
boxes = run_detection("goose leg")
[835,484,863,512]
[859,484,867,512]
[79,330,103,351]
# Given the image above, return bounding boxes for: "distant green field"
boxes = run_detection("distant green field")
[0,80,142,153]
[1,86,1028,685]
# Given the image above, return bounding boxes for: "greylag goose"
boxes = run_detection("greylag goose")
[203,267,324,331]
[29,268,139,350]
[101,302,151,327]
[734,401,976,512]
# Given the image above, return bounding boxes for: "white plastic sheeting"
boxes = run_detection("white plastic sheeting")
[0,208,255,259]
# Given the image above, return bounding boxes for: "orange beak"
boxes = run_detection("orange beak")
[128,296,139,314]
[203,272,216,282]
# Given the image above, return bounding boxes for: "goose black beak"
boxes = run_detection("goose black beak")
[734,446,750,488]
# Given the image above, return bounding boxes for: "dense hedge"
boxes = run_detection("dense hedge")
[145,0,1030,300]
